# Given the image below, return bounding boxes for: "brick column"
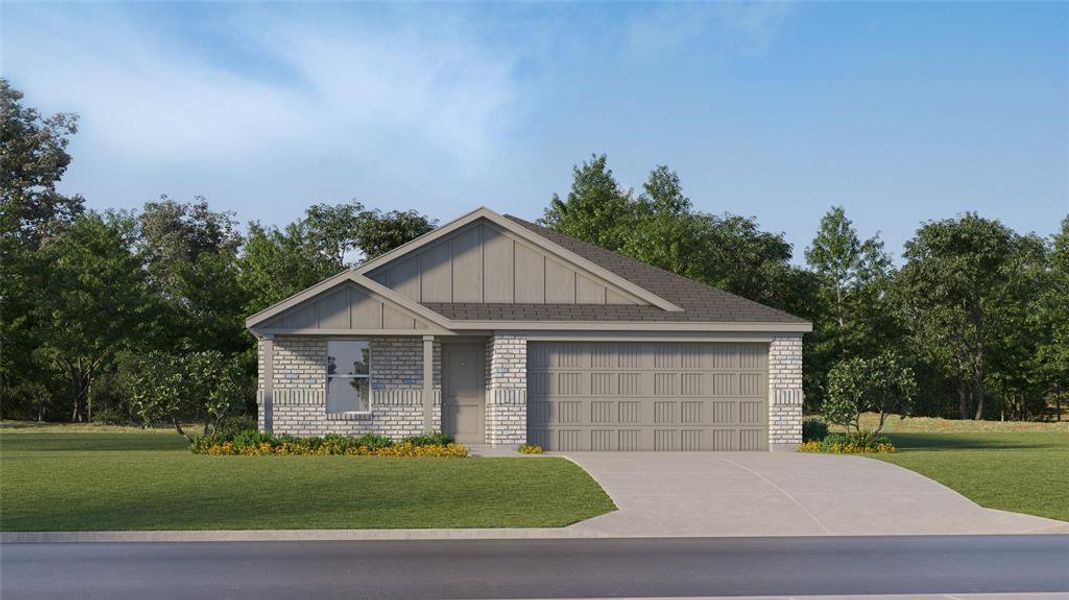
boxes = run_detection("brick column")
[486,334,527,446]
[257,335,274,433]
[768,335,804,451]
[422,335,434,433]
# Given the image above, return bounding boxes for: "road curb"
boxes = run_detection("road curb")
[3,523,1067,543]
[0,528,608,543]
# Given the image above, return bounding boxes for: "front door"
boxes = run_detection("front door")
[442,343,486,444]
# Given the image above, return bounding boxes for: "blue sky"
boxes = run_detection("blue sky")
[3,2,1067,262]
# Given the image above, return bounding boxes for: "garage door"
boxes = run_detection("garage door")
[527,343,768,451]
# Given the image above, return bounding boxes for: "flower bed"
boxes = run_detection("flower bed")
[518,443,544,454]
[798,431,896,454]
[191,430,469,457]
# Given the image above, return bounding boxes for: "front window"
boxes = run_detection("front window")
[327,340,370,413]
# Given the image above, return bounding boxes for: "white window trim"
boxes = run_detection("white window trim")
[326,340,372,415]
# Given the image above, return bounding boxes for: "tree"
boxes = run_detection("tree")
[139,197,246,354]
[804,207,898,407]
[0,79,84,247]
[238,221,341,315]
[301,201,364,266]
[896,214,1022,420]
[125,350,246,441]
[541,154,633,250]
[823,352,917,434]
[238,202,436,314]
[0,80,85,420]
[32,211,152,422]
[543,155,812,314]
[355,208,436,261]
[619,166,703,277]
[1031,217,1069,419]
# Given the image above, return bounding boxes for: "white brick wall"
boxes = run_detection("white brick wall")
[258,336,441,438]
[768,335,804,449]
[485,334,527,445]
[258,332,804,451]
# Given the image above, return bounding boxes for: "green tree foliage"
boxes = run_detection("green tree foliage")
[896,214,1032,420]
[543,155,815,315]
[124,350,247,441]
[238,201,435,315]
[293,201,435,263]
[542,154,632,250]
[139,196,246,354]
[1,80,87,420]
[238,219,353,316]
[823,353,917,434]
[805,207,898,406]
[1035,219,1069,419]
[32,211,153,422]
[0,79,84,247]
[355,208,436,260]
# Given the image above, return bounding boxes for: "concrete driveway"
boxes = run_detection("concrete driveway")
[563,452,1069,537]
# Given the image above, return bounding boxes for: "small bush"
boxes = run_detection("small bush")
[404,432,454,447]
[353,433,393,450]
[802,419,829,442]
[518,443,544,455]
[214,416,257,438]
[189,435,219,454]
[232,429,276,448]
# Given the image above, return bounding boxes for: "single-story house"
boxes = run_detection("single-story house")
[246,207,811,451]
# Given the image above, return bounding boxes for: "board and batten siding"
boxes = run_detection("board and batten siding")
[260,282,434,332]
[366,221,647,305]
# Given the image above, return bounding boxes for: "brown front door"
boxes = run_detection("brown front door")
[442,344,486,444]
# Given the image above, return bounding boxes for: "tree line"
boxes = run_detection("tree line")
[2,80,1066,424]
[543,155,1068,421]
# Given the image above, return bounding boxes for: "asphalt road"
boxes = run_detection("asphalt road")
[2,535,1067,600]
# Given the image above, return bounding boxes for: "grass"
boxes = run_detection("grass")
[0,425,616,531]
[831,414,1069,523]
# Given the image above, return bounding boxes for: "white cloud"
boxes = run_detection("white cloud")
[626,2,797,58]
[2,5,520,169]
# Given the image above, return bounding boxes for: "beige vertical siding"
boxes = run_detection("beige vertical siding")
[366,221,648,306]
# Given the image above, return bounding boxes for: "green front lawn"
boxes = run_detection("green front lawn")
[0,427,615,531]
[858,416,1069,523]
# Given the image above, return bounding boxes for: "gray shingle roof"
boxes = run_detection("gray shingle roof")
[421,216,808,324]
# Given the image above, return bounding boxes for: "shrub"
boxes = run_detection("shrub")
[215,416,257,438]
[353,433,393,450]
[404,432,454,447]
[125,350,249,441]
[802,419,829,442]
[190,430,469,457]
[518,443,544,454]
[232,429,276,448]
[189,435,219,454]
[823,353,916,435]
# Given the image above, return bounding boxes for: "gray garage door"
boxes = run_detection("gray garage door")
[527,342,768,451]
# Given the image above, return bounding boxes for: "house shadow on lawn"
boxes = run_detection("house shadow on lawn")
[885,432,1066,451]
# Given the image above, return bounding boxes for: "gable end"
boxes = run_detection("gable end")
[365,219,652,306]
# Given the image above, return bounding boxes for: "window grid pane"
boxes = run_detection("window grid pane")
[326,340,371,412]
